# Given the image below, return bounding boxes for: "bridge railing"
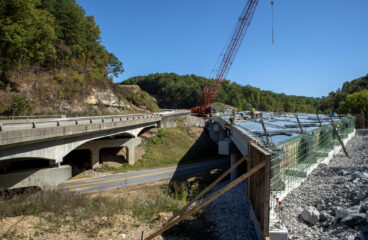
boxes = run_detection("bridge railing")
[0,113,161,132]
[0,115,65,120]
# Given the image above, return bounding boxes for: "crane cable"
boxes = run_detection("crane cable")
[271,0,275,44]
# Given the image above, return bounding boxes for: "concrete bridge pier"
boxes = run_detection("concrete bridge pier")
[77,137,142,168]
[230,150,240,181]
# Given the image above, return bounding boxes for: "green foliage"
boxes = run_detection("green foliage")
[53,73,65,84]
[340,90,368,118]
[122,73,320,112]
[2,95,31,116]
[320,74,368,113]
[0,0,124,85]
[0,0,56,70]
[157,128,167,138]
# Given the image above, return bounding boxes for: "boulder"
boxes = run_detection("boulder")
[301,206,320,225]
[334,206,354,219]
[357,189,368,201]
[361,199,368,212]
[338,170,349,176]
[341,213,366,227]
[352,171,368,180]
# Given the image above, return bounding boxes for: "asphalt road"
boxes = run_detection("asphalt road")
[58,159,229,193]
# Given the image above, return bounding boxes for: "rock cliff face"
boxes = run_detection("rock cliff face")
[0,70,159,116]
[84,87,147,114]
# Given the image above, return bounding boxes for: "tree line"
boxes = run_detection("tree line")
[123,73,368,118]
[122,73,321,112]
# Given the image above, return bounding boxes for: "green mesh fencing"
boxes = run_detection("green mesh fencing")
[268,116,355,222]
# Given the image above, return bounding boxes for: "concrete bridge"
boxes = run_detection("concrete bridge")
[0,111,189,190]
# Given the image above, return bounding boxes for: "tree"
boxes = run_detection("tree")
[339,90,368,118]
[107,53,124,78]
[0,0,56,84]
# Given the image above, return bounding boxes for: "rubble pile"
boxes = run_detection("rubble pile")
[280,130,368,240]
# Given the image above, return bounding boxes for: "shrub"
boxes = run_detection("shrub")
[3,95,31,116]
[54,73,65,84]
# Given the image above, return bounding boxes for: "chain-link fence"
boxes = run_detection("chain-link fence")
[268,116,355,223]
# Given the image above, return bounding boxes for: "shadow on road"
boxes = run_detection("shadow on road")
[162,127,229,239]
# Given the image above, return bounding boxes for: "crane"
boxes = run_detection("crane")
[191,0,259,114]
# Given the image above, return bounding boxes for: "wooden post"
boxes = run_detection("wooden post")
[260,117,270,144]
[144,161,266,240]
[295,114,303,134]
[263,154,271,237]
[330,116,349,157]
[167,155,248,223]
[316,112,322,127]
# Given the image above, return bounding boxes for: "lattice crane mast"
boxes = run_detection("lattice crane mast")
[191,0,259,114]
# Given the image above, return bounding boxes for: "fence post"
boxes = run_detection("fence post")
[330,116,349,157]
[295,114,304,134]
[263,154,271,237]
[260,117,270,144]
[316,113,322,127]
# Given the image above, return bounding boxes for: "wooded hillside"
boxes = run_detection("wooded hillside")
[122,73,320,113]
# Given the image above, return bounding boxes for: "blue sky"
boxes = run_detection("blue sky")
[77,0,368,98]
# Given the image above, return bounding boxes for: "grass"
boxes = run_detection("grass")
[96,125,221,174]
[0,165,223,239]
[0,182,202,228]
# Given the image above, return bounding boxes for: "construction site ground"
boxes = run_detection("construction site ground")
[280,130,368,240]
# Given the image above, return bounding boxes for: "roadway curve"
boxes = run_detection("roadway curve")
[58,159,229,193]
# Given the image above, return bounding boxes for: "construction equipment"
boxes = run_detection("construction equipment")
[191,0,259,114]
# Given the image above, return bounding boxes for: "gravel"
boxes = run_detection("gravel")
[205,181,258,240]
[279,130,368,240]
[184,115,206,128]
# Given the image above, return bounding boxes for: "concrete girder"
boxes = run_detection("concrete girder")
[0,123,154,164]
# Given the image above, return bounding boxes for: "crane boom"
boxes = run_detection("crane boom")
[192,0,259,114]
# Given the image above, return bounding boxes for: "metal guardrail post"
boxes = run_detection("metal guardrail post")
[0,124,2,131]
[57,120,60,127]
[75,120,78,125]
[102,118,105,123]
[32,122,36,128]
[90,119,93,123]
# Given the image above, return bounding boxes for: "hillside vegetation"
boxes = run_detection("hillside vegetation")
[122,73,320,112]
[0,0,158,115]
[123,73,368,119]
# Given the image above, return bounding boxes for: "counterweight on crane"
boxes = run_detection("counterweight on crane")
[191,0,259,114]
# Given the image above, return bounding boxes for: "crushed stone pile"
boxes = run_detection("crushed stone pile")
[184,115,206,128]
[280,130,368,240]
[205,181,258,240]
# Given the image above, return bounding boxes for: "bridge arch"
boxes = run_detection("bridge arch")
[0,123,156,165]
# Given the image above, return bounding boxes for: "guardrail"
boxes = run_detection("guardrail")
[0,114,161,132]
[0,115,65,120]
